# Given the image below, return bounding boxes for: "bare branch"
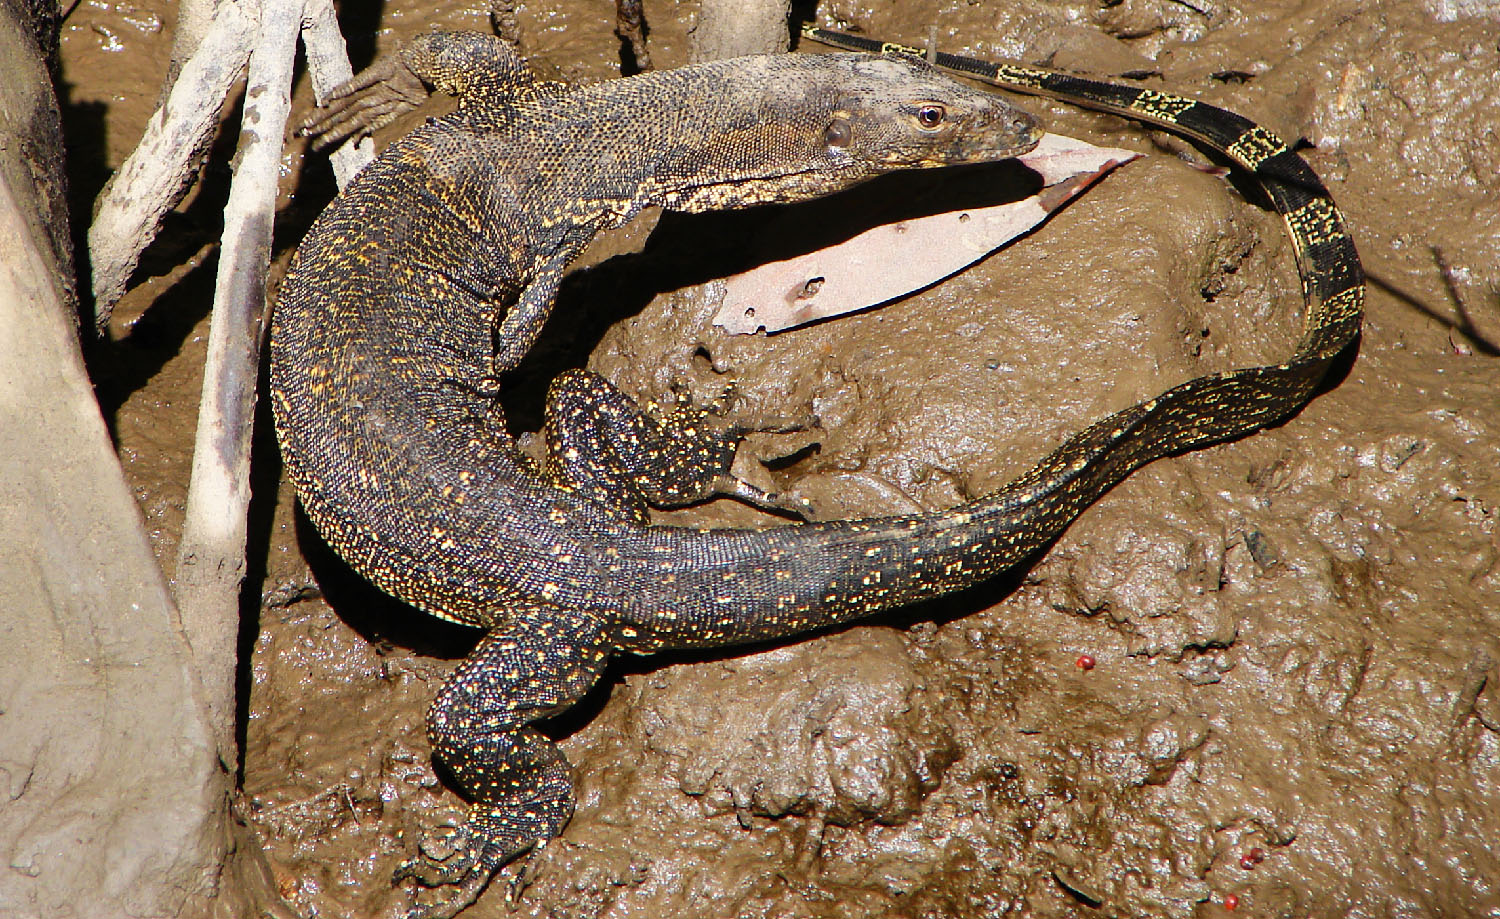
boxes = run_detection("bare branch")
[173,0,304,758]
[689,0,790,62]
[162,0,223,94]
[88,0,258,330]
[0,5,227,910]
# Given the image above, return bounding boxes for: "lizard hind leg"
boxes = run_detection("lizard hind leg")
[397,606,613,919]
[542,368,813,523]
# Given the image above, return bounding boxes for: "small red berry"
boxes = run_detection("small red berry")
[1223,893,1240,910]
[1249,847,1265,863]
[1075,653,1096,671]
[1239,854,1255,870]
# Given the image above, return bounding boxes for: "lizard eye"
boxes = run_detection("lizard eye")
[915,104,946,130]
[825,117,852,148]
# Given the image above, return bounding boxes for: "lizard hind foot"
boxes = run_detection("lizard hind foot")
[393,808,540,919]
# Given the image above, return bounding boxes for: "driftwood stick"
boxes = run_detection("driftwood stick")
[88,0,258,330]
[173,0,304,760]
[299,0,374,187]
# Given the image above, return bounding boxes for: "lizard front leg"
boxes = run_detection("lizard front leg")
[396,605,614,919]
[301,30,549,150]
[489,238,598,374]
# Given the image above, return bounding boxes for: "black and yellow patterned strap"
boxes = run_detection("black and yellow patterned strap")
[800,27,1363,513]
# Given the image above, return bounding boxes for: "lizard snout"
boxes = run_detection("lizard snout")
[1013,113,1045,148]
[988,106,1044,155]
[950,103,1043,162]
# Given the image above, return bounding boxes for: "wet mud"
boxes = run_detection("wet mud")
[60,0,1500,916]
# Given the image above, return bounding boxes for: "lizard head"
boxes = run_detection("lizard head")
[821,54,1043,170]
[654,52,1042,213]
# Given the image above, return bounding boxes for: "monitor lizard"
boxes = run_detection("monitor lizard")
[270,27,1362,919]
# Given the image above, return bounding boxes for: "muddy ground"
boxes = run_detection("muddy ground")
[60,0,1500,917]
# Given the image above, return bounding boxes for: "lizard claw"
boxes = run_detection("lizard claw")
[392,809,540,919]
[300,56,430,151]
[392,821,476,888]
[505,838,550,902]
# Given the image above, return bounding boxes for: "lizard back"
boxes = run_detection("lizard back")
[271,50,1045,631]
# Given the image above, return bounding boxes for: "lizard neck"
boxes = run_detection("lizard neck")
[499,57,875,219]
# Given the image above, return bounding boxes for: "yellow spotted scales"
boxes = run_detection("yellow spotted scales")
[270,27,1362,919]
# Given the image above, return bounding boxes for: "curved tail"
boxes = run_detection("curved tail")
[608,30,1364,651]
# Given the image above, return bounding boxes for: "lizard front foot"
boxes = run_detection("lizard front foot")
[300,55,430,151]
[300,31,544,152]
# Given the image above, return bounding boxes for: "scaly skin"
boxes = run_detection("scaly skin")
[276,26,1363,917]
[272,33,1042,917]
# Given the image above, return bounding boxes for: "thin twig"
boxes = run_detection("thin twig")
[1167,0,1216,16]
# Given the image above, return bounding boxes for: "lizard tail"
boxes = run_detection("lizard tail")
[602,31,1362,651]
